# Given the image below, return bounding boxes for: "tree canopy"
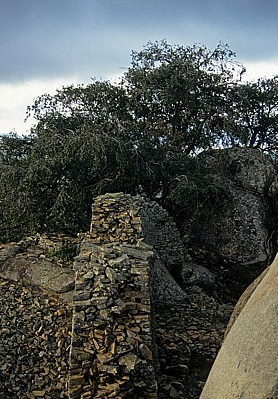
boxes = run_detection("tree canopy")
[0,40,277,242]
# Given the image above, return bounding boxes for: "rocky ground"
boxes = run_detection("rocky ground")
[155,286,234,399]
[0,278,72,399]
[0,278,233,399]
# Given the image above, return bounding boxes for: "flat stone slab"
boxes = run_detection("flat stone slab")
[0,252,75,295]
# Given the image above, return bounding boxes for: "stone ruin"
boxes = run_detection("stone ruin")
[68,192,190,398]
[0,192,190,398]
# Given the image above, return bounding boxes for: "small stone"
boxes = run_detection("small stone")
[32,391,45,397]
[139,343,153,360]
[119,353,139,372]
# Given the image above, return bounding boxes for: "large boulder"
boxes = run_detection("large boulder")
[184,148,278,282]
[200,253,278,399]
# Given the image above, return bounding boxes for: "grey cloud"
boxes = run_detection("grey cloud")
[0,0,277,83]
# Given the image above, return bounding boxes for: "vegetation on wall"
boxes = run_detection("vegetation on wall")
[0,40,277,242]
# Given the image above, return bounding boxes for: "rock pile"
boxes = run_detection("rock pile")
[156,286,233,398]
[0,278,72,399]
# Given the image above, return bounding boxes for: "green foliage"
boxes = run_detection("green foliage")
[0,134,35,242]
[225,76,278,155]
[124,40,245,155]
[0,40,277,243]
[50,241,79,262]
[162,157,233,226]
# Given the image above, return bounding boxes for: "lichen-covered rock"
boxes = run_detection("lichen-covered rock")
[200,253,278,399]
[200,147,276,195]
[183,148,278,282]
[192,189,270,265]
[0,237,76,299]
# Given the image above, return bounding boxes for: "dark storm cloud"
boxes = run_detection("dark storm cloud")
[0,0,277,83]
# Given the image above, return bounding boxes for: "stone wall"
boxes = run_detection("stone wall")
[68,192,176,398]
[90,193,186,272]
[69,240,157,398]
[68,192,187,397]
[0,192,188,398]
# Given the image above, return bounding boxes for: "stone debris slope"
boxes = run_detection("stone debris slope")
[156,286,233,399]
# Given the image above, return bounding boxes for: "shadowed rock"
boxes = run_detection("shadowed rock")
[200,253,278,399]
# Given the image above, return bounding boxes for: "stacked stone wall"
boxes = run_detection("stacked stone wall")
[0,192,186,398]
[90,193,143,245]
[136,198,186,272]
[90,193,186,272]
[68,193,167,398]
[69,239,157,398]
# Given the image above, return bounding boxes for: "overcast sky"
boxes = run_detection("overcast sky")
[0,0,277,134]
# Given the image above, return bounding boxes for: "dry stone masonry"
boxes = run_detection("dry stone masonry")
[69,241,157,398]
[69,192,182,398]
[0,192,234,398]
[90,193,187,272]
[68,192,192,398]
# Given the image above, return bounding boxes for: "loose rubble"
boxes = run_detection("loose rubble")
[0,278,72,399]
[156,286,233,398]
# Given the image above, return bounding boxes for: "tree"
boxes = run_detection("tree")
[22,81,135,233]
[0,41,277,243]
[0,80,171,240]
[122,40,245,155]
[225,76,278,155]
[0,134,34,241]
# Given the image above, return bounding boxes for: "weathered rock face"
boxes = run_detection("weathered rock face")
[0,235,77,302]
[179,262,216,293]
[184,148,278,281]
[200,253,278,399]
